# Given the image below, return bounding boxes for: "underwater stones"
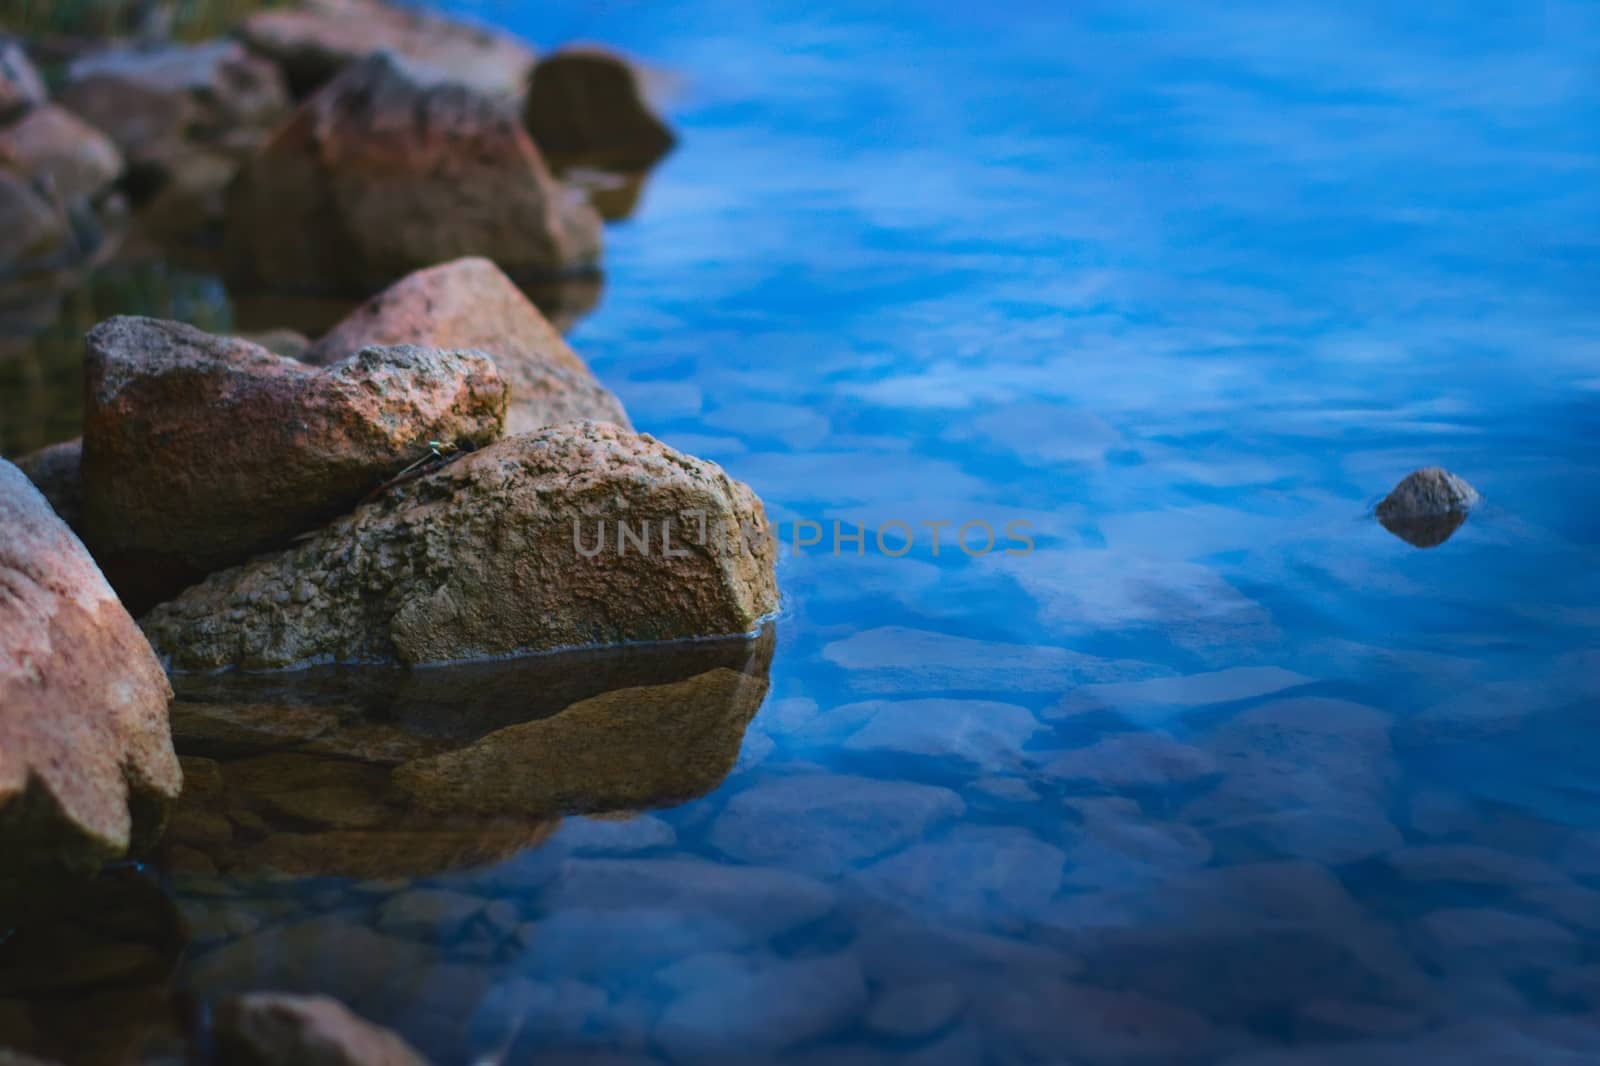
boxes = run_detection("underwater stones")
[710,773,964,878]
[655,953,866,1060]
[1376,466,1479,547]
[0,106,122,208]
[523,48,675,172]
[12,438,82,530]
[214,993,428,1066]
[856,826,1065,925]
[142,421,777,669]
[0,461,181,913]
[224,52,601,296]
[302,258,630,434]
[239,0,536,99]
[81,316,506,610]
[393,668,768,817]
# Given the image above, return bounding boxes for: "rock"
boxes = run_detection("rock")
[0,38,47,122]
[0,461,181,914]
[239,0,536,99]
[655,953,865,1060]
[0,106,123,207]
[214,992,429,1066]
[1376,466,1479,547]
[225,52,599,296]
[142,421,778,669]
[523,48,675,172]
[376,889,485,942]
[821,697,1040,771]
[393,668,768,818]
[865,981,966,1039]
[59,41,288,174]
[302,258,629,435]
[709,773,964,878]
[235,328,311,360]
[1042,731,1217,789]
[81,316,507,610]
[12,438,82,530]
[856,826,1065,925]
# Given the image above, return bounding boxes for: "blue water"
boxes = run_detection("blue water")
[10,0,1600,1062]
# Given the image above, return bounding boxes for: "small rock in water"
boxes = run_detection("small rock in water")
[303,257,630,435]
[524,47,676,172]
[214,992,428,1066]
[1376,466,1479,547]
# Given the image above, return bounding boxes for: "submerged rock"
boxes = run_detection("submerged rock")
[13,438,83,530]
[523,48,676,172]
[225,52,599,295]
[81,316,507,611]
[142,421,777,669]
[214,992,428,1066]
[393,667,770,817]
[0,461,181,915]
[1377,466,1479,548]
[303,258,629,434]
[239,0,536,99]
[0,105,123,207]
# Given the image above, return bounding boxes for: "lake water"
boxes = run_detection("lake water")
[3,0,1599,1063]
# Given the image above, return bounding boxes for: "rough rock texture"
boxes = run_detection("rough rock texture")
[303,258,630,434]
[13,438,83,530]
[214,993,428,1066]
[81,316,507,611]
[0,461,181,913]
[1377,467,1479,548]
[524,47,676,171]
[395,667,770,817]
[225,53,601,296]
[0,105,123,207]
[239,0,536,99]
[0,38,48,122]
[142,422,779,669]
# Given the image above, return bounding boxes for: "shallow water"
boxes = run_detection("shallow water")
[4,0,1600,1063]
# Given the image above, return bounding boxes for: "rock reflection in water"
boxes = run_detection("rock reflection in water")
[158,629,771,1064]
[1379,510,1469,549]
[0,869,184,1066]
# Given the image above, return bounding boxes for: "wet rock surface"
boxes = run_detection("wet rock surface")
[225,52,600,296]
[523,48,676,172]
[142,421,778,669]
[0,460,180,915]
[80,315,507,610]
[1376,466,1480,547]
[239,0,536,99]
[303,258,629,434]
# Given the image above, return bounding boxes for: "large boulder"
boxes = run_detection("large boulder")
[13,438,83,530]
[1376,466,1479,548]
[523,47,676,172]
[0,105,123,207]
[302,258,630,434]
[225,53,601,296]
[214,993,428,1066]
[239,0,536,99]
[142,421,779,669]
[0,37,48,122]
[0,460,181,914]
[80,316,507,611]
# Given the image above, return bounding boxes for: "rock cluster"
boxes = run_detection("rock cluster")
[225,52,601,295]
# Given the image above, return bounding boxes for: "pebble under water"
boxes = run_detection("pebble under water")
[3,0,1599,1063]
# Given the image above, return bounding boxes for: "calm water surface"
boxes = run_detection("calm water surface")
[7,1,1600,1063]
